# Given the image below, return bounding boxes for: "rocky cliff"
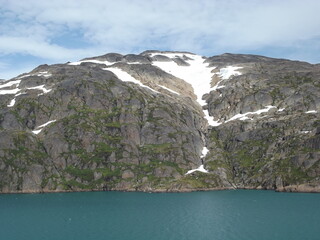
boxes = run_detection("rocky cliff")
[0,51,319,193]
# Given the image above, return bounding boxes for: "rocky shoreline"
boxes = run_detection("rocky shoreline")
[2,185,320,194]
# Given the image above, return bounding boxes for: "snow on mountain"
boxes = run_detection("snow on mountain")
[105,67,159,94]
[27,85,52,94]
[306,110,317,114]
[185,165,209,175]
[146,52,243,127]
[150,53,214,105]
[0,80,21,89]
[217,66,242,80]
[0,88,21,95]
[211,66,243,91]
[225,105,277,122]
[146,53,217,126]
[68,59,114,66]
[158,85,180,95]
[67,51,245,128]
[32,120,57,135]
[3,51,245,128]
[69,51,245,127]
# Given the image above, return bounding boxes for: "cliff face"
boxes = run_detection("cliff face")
[0,51,319,193]
[204,54,320,192]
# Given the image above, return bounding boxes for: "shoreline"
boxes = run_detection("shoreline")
[1,184,320,195]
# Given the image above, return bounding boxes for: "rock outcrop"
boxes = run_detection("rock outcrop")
[0,51,319,193]
[204,54,320,191]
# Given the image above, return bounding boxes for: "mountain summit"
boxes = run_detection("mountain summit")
[0,51,319,193]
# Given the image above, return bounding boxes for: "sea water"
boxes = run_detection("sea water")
[1,190,320,240]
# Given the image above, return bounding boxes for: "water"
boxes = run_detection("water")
[1,190,320,240]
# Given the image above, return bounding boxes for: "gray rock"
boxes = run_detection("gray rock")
[0,51,319,193]
[122,170,135,179]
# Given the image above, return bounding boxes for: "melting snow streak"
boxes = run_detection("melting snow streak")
[226,105,276,122]
[0,80,21,89]
[32,120,56,135]
[158,85,180,95]
[105,67,158,93]
[27,85,52,94]
[305,110,317,114]
[185,165,209,175]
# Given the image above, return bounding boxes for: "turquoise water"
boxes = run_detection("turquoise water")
[1,190,320,240]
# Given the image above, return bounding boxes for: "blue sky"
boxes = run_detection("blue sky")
[1,0,320,80]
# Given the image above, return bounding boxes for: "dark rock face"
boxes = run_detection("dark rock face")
[204,54,320,192]
[0,61,206,193]
[0,51,319,193]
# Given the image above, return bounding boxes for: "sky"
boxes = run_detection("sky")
[0,0,320,80]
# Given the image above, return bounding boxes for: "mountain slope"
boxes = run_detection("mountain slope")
[0,51,319,193]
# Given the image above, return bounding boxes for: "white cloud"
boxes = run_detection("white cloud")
[0,36,96,60]
[212,0,320,49]
[0,0,319,67]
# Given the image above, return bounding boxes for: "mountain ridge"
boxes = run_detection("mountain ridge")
[0,51,319,193]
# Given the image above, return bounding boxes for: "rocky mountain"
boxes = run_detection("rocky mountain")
[0,51,319,193]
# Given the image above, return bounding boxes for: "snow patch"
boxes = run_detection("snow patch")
[37,120,57,129]
[32,120,56,135]
[127,62,142,65]
[1,83,51,97]
[27,85,52,94]
[0,88,20,95]
[301,131,311,134]
[226,105,276,123]
[278,108,285,112]
[203,110,222,126]
[18,71,52,79]
[17,74,32,79]
[217,66,243,80]
[239,116,253,121]
[0,80,21,89]
[211,80,223,91]
[211,66,242,90]
[158,85,180,95]
[185,165,209,175]
[149,52,195,59]
[305,110,317,114]
[7,93,24,108]
[150,55,242,127]
[7,98,16,107]
[37,71,52,78]
[32,129,43,135]
[152,55,214,107]
[201,147,209,158]
[68,59,114,66]
[104,67,159,93]
[69,58,146,66]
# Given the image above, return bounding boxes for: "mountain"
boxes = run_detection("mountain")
[0,51,319,193]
